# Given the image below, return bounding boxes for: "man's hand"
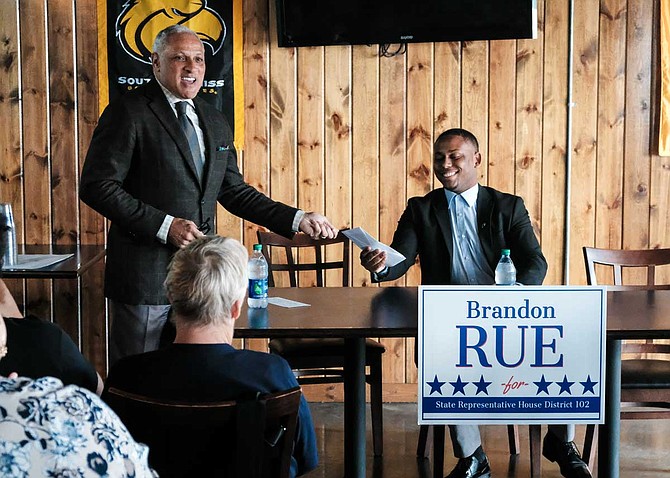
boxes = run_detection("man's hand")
[168,218,204,248]
[360,246,387,273]
[299,212,339,240]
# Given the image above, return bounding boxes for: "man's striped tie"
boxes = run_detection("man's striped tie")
[176,101,204,181]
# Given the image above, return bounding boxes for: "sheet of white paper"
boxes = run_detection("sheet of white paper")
[267,297,311,308]
[3,254,74,271]
[342,227,406,267]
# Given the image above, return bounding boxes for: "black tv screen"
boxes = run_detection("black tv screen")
[276,0,538,47]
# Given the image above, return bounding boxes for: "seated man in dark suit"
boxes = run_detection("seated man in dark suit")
[103,235,318,477]
[0,226,102,394]
[360,128,590,478]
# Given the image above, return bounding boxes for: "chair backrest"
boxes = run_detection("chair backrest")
[583,246,670,355]
[105,386,301,478]
[582,246,670,290]
[256,230,351,287]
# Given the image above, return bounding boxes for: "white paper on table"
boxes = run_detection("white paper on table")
[3,254,74,270]
[267,297,311,308]
[341,227,406,267]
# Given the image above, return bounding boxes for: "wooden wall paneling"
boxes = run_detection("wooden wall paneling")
[48,0,79,346]
[461,41,489,184]
[415,41,463,387]
[433,42,462,138]
[397,42,433,389]
[378,61,409,414]
[622,0,652,252]
[651,154,670,267]
[241,0,270,353]
[405,43,433,288]
[378,53,406,288]
[541,0,569,285]
[568,0,600,285]
[488,40,517,194]
[351,45,379,287]
[296,46,323,288]
[0,0,25,310]
[324,45,351,286]
[21,0,53,319]
[268,0,296,289]
[515,2,545,255]
[595,0,627,250]
[237,0,269,250]
[378,52,410,392]
[649,1,670,284]
[76,0,106,374]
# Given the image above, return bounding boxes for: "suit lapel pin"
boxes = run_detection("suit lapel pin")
[217,145,230,151]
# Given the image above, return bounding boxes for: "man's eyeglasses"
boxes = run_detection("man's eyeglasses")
[198,217,211,235]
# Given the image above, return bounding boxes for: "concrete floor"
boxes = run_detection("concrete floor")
[305,402,670,478]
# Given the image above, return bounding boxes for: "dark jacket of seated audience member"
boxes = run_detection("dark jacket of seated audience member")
[0,315,99,393]
[103,343,319,477]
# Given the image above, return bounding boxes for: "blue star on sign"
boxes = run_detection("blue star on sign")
[534,374,552,395]
[426,375,446,395]
[580,375,598,394]
[450,375,468,395]
[473,375,492,395]
[557,375,575,395]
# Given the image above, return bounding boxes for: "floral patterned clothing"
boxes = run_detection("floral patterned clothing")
[0,376,156,478]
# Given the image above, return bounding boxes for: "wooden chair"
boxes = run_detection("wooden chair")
[105,386,301,478]
[581,246,670,465]
[257,230,385,456]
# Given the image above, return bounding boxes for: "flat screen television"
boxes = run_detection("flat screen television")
[276,0,537,48]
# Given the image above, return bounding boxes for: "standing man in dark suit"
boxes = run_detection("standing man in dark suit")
[80,25,337,366]
[359,128,590,478]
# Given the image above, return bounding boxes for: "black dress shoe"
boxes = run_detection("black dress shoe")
[444,452,491,478]
[542,433,592,478]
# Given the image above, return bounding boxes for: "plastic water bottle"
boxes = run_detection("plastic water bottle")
[495,249,516,285]
[248,244,268,308]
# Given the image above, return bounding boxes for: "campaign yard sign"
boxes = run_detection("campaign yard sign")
[418,286,607,425]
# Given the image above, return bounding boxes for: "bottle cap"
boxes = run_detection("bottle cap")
[253,244,262,251]
[502,249,510,255]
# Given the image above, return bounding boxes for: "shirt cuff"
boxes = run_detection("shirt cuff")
[292,210,305,233]
[372,266,390,281]
[157,215,174,244]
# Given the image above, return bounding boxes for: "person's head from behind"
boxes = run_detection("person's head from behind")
[151,24,205,100]
[433,128,482,194]
[165,235,248,334]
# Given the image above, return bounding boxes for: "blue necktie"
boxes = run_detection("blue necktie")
[175,101,204,180]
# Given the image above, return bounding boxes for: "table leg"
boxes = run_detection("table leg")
[344,337,366,478]
[599,338,621,478]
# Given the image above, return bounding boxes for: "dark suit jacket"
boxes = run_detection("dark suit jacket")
[377,186,547,285]
[0,316,98,393]
[103,343,318,477]
[80,80,297,304]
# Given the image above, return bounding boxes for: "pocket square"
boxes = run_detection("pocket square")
[217,145,230,151]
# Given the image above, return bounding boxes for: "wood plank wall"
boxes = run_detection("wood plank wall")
[0,0,668,401]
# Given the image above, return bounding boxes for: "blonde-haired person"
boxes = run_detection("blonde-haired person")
[0,225,103,394]
[103,235,318,477]
[0,314,156,477]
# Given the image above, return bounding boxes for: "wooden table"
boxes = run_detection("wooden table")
[1,244,106,280]
[2,245,106,362]
[235,287,670,478]
[236,286,416,478]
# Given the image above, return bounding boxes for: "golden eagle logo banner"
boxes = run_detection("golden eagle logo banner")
[98,0,244,148]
